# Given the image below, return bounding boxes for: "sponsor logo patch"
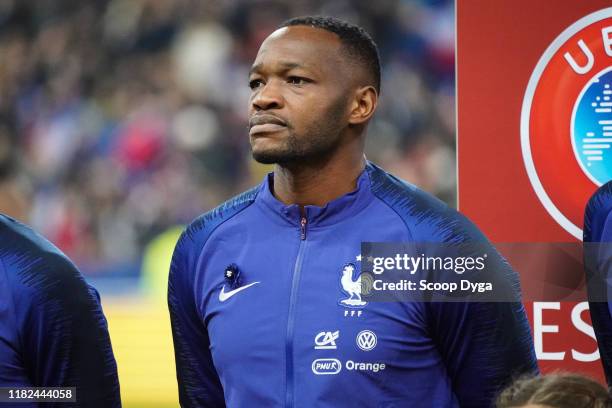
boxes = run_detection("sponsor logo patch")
[311,359,342,375]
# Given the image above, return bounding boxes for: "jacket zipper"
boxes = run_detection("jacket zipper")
[300,217,307,240]
[285,215,307,408]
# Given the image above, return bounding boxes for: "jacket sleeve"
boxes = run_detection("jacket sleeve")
[16,253,121,407]
[584,181,612,386]
[585,228,612,387]
[426,242,538,407]
[168,230,225,408]
[366,163,538,406]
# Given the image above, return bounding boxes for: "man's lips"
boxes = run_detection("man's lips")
[249,115,287,136]
[249,123,287,136]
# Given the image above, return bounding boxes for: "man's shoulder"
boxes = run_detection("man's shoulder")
[584,180,612,242]
[586,180,612,215]
[0,214,65,257]
[176,184,261,255]
[365,162,487,242]
[0,214,89,304]
[366,161,448,213]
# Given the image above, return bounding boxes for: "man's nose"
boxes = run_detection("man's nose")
[251,81,283,111]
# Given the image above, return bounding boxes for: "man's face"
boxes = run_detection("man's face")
[248,26,353,165]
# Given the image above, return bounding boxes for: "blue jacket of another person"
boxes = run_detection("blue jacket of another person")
[0,215,121,407]
[584,180,612,386]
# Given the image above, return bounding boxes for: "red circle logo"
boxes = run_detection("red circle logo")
[521,8,612,239]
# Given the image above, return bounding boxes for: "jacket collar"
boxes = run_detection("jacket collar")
[256,164,374,227]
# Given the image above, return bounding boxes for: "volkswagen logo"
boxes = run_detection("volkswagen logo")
[356,330,377,351]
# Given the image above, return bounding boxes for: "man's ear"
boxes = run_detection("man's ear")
[348,86,378,125]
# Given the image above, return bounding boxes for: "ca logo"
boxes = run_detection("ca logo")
[314,331,339,350]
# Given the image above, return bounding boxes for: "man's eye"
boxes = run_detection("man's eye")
[287,76,308,85]
[249,79,263,90]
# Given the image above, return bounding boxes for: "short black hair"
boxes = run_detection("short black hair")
[279,16,381,93]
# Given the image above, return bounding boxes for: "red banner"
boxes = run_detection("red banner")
[457,1,612,380]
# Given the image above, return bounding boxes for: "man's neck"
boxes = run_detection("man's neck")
[272,154,366,208]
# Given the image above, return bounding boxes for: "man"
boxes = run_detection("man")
[584,180,612,386]
[169,16,537,407]
[0,214,121,407]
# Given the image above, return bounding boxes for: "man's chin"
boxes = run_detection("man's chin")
[252,154,278,165]
[251,146,334,166]
[251,150,288,165]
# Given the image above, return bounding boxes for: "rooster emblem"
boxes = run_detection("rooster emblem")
[338,263,372,308]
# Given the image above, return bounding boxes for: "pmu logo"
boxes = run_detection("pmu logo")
[521,8,612,239]
[311,359,342,375]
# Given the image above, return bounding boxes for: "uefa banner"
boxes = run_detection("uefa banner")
[457,2,612,379]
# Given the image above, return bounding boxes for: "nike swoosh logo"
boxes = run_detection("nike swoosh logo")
[219,282,260,302]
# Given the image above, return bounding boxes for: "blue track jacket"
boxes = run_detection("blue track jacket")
[584,180,612,386]
[169,161,537,408]
[0,215,121,407]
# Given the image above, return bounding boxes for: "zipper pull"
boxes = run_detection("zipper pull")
[300,217,307,240]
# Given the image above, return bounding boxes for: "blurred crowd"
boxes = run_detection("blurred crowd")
[0,0,455,277]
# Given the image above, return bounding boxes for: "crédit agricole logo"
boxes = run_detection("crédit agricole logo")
[521,8,612,239]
